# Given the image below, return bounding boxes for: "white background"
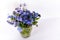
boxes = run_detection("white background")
[0,0,60,40]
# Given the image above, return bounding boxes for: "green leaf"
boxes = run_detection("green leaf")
[32,21,38,25]
[11,17,15,20]
[19,22,27,28]
[35,18,39,20]
[19,22,24,28]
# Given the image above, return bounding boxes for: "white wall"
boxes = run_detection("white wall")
[0,0,60,40]
[0,0,60,19]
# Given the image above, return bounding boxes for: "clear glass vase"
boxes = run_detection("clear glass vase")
[20,27,32,38]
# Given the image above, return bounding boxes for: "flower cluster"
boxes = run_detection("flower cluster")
[7,4,41,32]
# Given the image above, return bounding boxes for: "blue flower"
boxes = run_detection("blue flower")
[29,13,33,18]
[7,20,14,25]
[25,20,32,25]
[16,16,19,21]
[7,5,40,28]
[23,3,26,6]
[26,10,30,14]
[19,17,22,21]
[17,27,22,32]
[23,15,28,19]
[23,20,27,24]
[8,16,13,18]
[33,11,39,18]
[26,21,32,25]
[34,13,39,18]
[16,16,22,21]
[15,8,23,14]
[18,10,23,14]
[13,15,17,19]
[14,21,19,27]
[30,17,33,22]
[21,12,27,16]
[15,8,19,10]
[14,22,17,27]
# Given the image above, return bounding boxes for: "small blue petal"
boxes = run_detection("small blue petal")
[8,16,13,18]
[16,17,22,21]
[31,19,34,22]
[24,3,26,6]
[15,8,19,10]
[18,10,23,14]
[14,22,19,27]
[26,10,30,13]
[34,13,39,18]
[26,21,31,24]
[23,16,27,19]
[14,22,17,27]
[26,20,32,25]
[7,21,14,25]
[15,8,23,14]
[23,19,27,24]
[16,17,20,21]
[17,27,22,32]
[13,15,17,19]
[21,12,27,16]
[19,17,22,21]
[33,11,39,17]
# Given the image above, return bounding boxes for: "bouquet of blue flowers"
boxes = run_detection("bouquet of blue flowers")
[7,4,41,38]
